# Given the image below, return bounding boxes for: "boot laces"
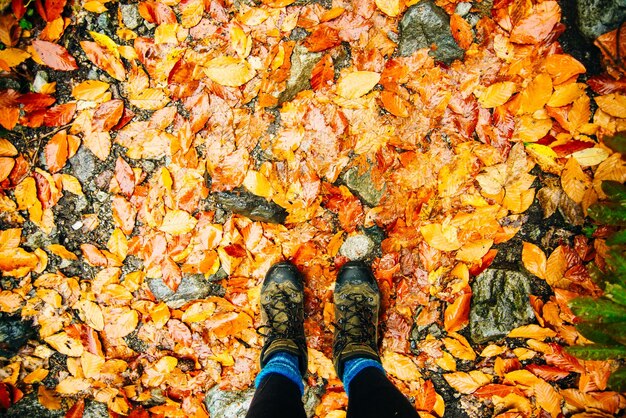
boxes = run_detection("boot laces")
[334,293,376,349]
[258,289,301,339]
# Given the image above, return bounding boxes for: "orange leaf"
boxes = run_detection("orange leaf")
[414,379,437,412]
[0,138,17,157]
[477,81,516,108]
[111,195,136,235]
[81,41,126,81]
[32,40,77,71]
[161,257,182,291]
[518,73,552,114]
[43,102,76,127]
[92,99,124,132]
[444,293,471,332]
[521,242,547,280]
[450,14,473,50]
[104,307,139,338]
[509,1,560,44]
[81,243,108,267]
[0,157,15,182]
[83,131,110,161]
[380,90,410,117]
[115,156,135,198]
[45,130,68,173]
[443,371,491,394]
[311,53,334,91]
[65,398,85,418]
[545,54,586,85]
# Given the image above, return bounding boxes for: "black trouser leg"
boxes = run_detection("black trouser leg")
[346,367,419,418]
[245,373,307,418]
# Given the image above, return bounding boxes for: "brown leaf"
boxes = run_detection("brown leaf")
[32,40,77,71]
[65,398,85,418]
[92,99,124,132]
[114,156,135,198]
[45,130,68,173]
[17,93,56,112]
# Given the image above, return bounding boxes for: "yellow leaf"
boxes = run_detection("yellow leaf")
[480,344,507,358]
[155,356,178,373]
[571,147,609,167]
[561,157,591,204]
[381,350,422,381]
[180,0,204,28]
[534,380,562,418]
[107,228,128,261]
[525,143,557,160]
[159,209,197,235]
[595,93,626,118]
[104,308,138,338]
[238,8,269,26]
[0,290,22,313]
[375,0,401,17]
[89,31,120,58]
[421,223,461,252]
[129,88,170,110]
[56,377,91,394]
[47,244,78,260]
[0,228,21,250]
[0,48,31,67]
[515,115,552,142]
[72,80,110,101]
[45,332,83,357]
[519,74,552,113]
[0,138,18,157]
[336,71,380,99]
[204,56,256,87]
[477,81,516,108]
[455,239,493,262]
[82,300,104,331]
[23,368,49,384]
[230,24,252,59]
[443,371,491,394]
[243,170,272,198]
[182,301,216,323]
[508,324,557,340]
[0,157,14,183]
[38,386,62,410]
[60,174,84,196]
[547,83,586,107]
[522,242,547,280]
[443,335,476,361]
[307,348,336,380]
[84,1,108,12]
[81,351,105,379]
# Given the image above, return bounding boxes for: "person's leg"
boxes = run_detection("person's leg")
[246,352,306,418]
[246,261,309,418]
[333,261,419,418]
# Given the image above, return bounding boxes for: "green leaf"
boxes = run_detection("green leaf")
[606,283,626,307]
[575,322,619,345]
[608,366,626,392]
[604,132,626,154]
[606,249,626,284]
[607,229,626,245]
[565,344,626,360]
[588,202,626,226]
[569,296,626,323]
[601,181,626,204]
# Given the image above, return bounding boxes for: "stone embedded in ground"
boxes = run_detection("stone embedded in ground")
[120,4,142,29]
[341,166,385,207]
[575,0,626,41]
[147,274,223,309]
[215,189,288,224]
[0,314,36,357]
[469,269,536,344]
[340,234,375,261]
[70,146,96,183]
[398,0,464,65]
[4,393,64,418]
[278,45,322,105]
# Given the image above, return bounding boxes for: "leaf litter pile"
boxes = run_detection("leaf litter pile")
[0,0,625,416]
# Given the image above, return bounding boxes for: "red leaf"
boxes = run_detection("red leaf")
[12,0,26,19]
[115,157,135,198]
[304,25,341,52]
[587,73,626,95]
[526,364,570,381]
[44,0,66,21]
[138,1,177,24]
[473,384,524,399]
[43,102,76,127]
[128,407,150,418]
[17,93,56,112]
[65,398,85,418]
[92,99,124,132]
[552,140,594,157]
[32,40,78,71]
[0,383,10,409]
[162,257,182,292]
[112,107,135,131]
[311,54,334,91]
[45,130,69,173]
[33,170,53,209]
[469,249,497,276]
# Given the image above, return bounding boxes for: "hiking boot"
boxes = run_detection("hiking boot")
[332,260,381,379]
[258,261,308,375]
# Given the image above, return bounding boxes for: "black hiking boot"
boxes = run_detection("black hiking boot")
[258,261,308,375]
[332,261,381,379]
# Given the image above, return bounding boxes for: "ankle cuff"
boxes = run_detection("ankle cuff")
[334,343,380,380]
[261,339,308,376]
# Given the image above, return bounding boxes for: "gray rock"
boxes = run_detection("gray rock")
[454,2,472,16]
[4,393,64,418]
[0,314,36,357]
[216,189,287,224]
[33,71,49,93]
[341,166,385,207]
[204,386,254,417]
[470,269,535,344]
[340,234,375,261]
[120,3,141,30]
[83,400,109,418]
[70,146,96,183]
[398,0,464,65]
[278,45,322,104]
[576,0,626,41]
[148,274,223,309]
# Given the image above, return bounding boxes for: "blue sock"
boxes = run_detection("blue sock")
[255,351,304,395]
[341,357,385,396]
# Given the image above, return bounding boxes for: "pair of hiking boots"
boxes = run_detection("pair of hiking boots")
[258,261,380,380]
